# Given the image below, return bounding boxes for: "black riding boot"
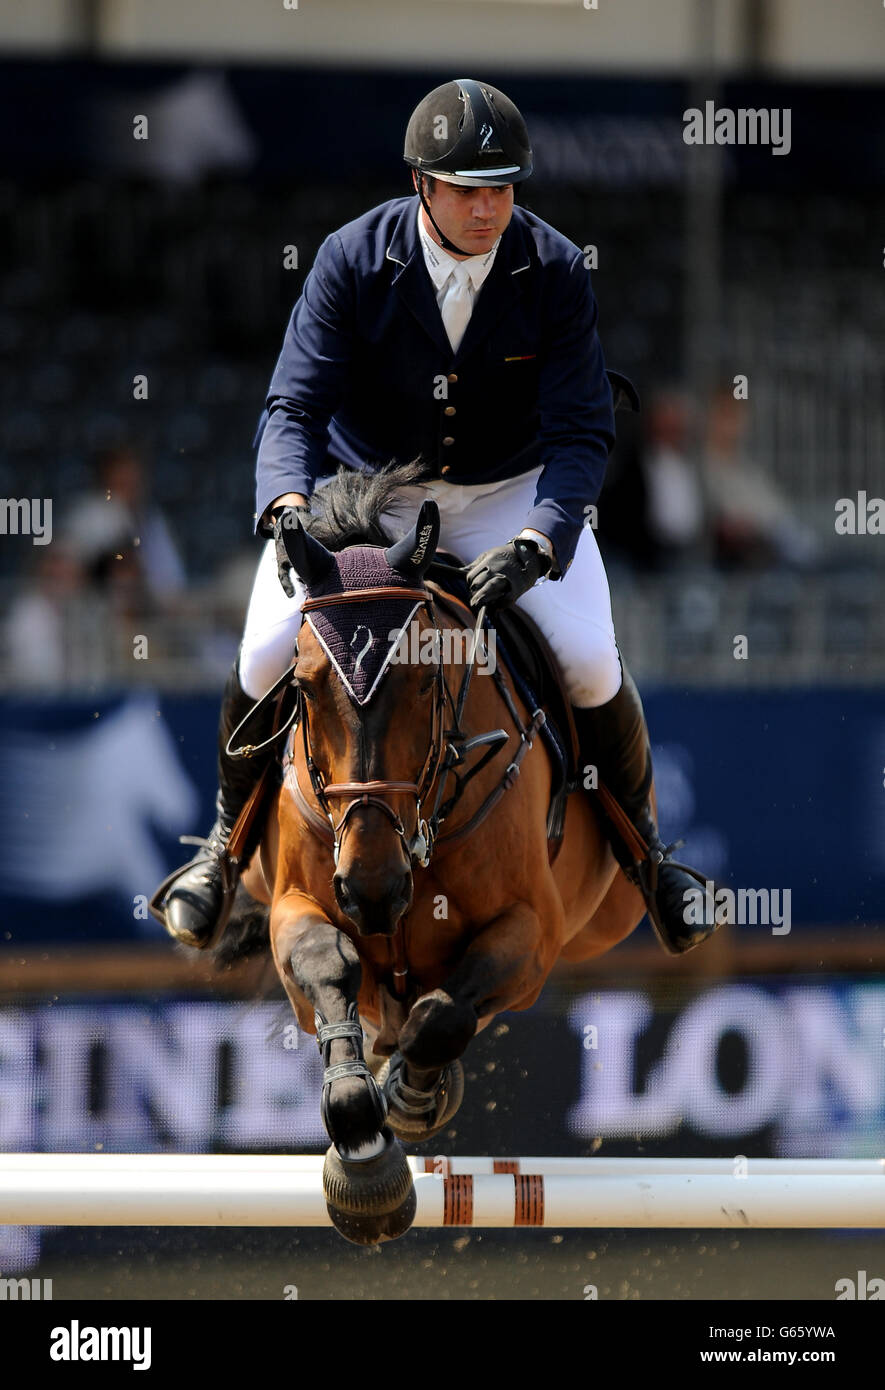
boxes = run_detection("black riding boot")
[155,661,278,949]
[573,662,718,955]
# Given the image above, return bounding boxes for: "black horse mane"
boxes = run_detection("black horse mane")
[306,460,433,551]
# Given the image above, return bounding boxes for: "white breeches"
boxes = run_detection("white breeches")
[238,468,623,709]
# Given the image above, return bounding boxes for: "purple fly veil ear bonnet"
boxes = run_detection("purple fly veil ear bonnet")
[284,501,440,706]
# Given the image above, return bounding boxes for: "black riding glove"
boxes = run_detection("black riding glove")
[272,505,313,598]
[465,537,551,612]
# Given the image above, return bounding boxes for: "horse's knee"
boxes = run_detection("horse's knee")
[399,989,476,1070]
[289,922,361,998]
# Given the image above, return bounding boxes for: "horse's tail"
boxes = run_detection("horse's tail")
[211,881,271,969]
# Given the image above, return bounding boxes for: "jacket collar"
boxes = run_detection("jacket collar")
[415,203,501,294]
[386,197,533,362]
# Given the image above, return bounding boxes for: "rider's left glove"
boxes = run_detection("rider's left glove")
[465,536,551,612]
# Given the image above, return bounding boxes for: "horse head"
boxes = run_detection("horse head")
[283,500,443,937]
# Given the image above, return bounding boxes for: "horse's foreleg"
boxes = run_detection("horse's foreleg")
[402,901,550,1072]
[272,903,416,1245]
[385,902,551,1140]
[274,909,386,1157]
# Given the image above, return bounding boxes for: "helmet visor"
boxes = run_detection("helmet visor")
[422,167,522,187]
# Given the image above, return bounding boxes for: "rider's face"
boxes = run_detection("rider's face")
[417,176,514,258]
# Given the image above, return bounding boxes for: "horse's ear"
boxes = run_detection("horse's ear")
[280,512,336,585]
[384,500,440,579]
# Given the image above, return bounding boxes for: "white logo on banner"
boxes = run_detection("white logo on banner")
[0,698,199,905]
[567,984,885,1144]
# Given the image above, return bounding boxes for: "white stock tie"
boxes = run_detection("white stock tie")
[440,261,473,354]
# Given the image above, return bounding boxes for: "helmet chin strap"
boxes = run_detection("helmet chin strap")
[414,173,476,258]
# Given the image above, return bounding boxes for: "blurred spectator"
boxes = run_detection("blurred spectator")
[596,407,658,571]
[704,387,818,570]
[643,387,706,563]
[190,545,257,681]
[65,444,187,607]
[3,544,87,686]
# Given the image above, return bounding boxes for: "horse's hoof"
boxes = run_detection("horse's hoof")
[382,1054,465,1143]
[322,1128,416,1246]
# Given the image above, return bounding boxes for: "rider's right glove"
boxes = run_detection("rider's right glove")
[465,536,551,612]
[272,505,313,598]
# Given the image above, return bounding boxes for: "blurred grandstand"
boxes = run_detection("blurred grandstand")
[1,171,882,689]
[0,1,881,693]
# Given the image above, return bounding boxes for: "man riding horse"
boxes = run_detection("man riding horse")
[156,78,716,958]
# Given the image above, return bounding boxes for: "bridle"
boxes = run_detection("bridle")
[296,583,448,870]
[287,570,541,878]
[267,564,546,998]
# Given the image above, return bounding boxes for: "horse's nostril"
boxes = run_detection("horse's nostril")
[332,871,412,936]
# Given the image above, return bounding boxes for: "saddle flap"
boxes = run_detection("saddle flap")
[491,603,580,779]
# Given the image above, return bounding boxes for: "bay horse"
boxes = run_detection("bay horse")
[221,463,647,1244]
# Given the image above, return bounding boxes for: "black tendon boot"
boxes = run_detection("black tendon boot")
[573,662,719,955]
[154,662,278,948]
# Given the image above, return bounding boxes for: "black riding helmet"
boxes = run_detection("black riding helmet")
[404,78,532,255]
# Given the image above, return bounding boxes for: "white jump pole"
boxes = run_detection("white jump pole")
[0,1155,883,1228]
[2,1154,882,1176]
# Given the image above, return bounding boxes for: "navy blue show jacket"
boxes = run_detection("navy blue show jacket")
[253,195,616,577]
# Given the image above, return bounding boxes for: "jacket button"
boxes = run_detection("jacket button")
[441,465,451,475]
[447,373,458,384]
[442,436,454,446]
[444,406,456,416]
